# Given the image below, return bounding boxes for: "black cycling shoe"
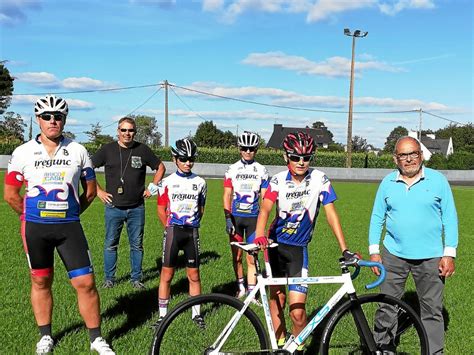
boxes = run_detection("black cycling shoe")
[151,316,164,329]
[192,315,206,329]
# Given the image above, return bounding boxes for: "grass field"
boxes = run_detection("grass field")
[0,171,473,354]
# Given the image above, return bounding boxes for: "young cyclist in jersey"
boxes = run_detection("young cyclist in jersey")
[254,132,356,353]
[3,95,114,354]
[223,131,269,299]
[153,139,207,328]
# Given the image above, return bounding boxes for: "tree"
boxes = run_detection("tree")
[435,123,474,153]
[63,131,76,140]
[311,121,334,143]
[131,114,162,147]
[84,123,113,146]
[351,135,370,152]
[383,126,408,153]
[0,62,14,115]
[0,111,26,143]
[193,121,236,148]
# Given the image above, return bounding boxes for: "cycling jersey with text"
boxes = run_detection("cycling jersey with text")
[157,171,207,227]
[6,136,95,224]
[264,169,337,246]
[224,160,269,217]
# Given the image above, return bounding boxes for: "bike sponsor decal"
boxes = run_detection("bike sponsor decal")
[297,304,330,342]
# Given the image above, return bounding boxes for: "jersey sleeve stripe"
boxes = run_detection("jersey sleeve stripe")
[5,171,24,187]
[223,177,233,188]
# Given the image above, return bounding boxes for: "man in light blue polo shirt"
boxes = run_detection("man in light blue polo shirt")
[368,136,458,354]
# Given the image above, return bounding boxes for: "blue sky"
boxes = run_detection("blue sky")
[1,0,472,148]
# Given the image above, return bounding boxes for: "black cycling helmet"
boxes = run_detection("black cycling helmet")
[171,138,198,158]
[282,132,316,155]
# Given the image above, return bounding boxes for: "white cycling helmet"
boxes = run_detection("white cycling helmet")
[34,95,69,116]
[238,131,260,148]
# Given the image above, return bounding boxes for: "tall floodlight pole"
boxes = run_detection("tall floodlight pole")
[344,28,368,168]
[164,80,169,147]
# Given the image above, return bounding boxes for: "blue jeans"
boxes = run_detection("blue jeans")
[104,204,145,282]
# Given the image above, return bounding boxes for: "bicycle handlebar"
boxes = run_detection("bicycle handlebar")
[358,260,386,290]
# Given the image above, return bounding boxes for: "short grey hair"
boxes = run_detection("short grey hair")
[393,136,421,154]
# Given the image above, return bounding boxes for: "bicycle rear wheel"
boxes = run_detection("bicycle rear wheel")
[320,293,429,354]
[150,293,269,355]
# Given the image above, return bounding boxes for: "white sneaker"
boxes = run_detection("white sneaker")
[90,337,115,354]
[36,335,54,354]
[235,289,246,299]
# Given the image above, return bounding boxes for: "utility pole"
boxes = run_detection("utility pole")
[164,80,169,147]
[344,28,368,168]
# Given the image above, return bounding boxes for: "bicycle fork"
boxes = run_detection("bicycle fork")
[347,293,379,353]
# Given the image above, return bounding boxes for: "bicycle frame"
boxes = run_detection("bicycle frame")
[209,247,362,354]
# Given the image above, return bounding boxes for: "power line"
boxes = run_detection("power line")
[12,83,161,96]
[169,83,419,115]
[423,110,467,126]
[169,85,208,121]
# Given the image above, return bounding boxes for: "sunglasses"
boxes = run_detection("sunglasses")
[287,154,312,163]
[178,156,195,163]
[120,128,135,133]
[240,146,256,152]
[39,113,65,122]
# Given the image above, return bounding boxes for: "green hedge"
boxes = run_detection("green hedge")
[4,143,473,169]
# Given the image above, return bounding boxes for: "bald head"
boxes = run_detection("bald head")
[394,136,421,155]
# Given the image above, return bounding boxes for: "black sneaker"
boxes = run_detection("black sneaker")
[192,315,206,329]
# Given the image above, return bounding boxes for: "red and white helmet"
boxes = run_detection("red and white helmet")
[283,132,316,155]
[238,131,260,148]
[34,95,69,116]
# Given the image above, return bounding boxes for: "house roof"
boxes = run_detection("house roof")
[420,137,450,156]
[266,124,332,149]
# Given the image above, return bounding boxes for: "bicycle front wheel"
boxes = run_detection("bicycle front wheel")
[150,293,269,355]
[320,293,429,354]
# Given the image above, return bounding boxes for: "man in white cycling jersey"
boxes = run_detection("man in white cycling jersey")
[223,131,269,299]
[3,95,114,354]
[152,139,207,329]
[254,132,355,353]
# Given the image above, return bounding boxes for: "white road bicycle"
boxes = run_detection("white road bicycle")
[150,242,428,354]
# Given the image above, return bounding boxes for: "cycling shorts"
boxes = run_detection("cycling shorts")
[22,221,93,279]
[162,225,200,268]
[230,216,257,243]
[268,243,308,294]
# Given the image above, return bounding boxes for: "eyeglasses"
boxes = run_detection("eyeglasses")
[120,128,135,133]
[396,151,420,161]
[39,113,65,122]
[240,146,256,152]
[287,154,312,163]
[178,156,195,163]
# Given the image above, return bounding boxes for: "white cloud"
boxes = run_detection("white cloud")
[15,72,59,88]
[242,51,402,78]
[202,0,224,12]
[306,0,376,23]
[379,0,435,16]
[15,71,111,90]
[62,77,107,90]
[11,95,94,111]
[203,0,435,24]
[0,0,41,26]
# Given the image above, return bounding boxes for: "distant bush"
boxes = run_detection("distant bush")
[2,142,471,169]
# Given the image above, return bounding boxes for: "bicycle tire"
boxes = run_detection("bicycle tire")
[150,293,269,355]
[320,293,429,354]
